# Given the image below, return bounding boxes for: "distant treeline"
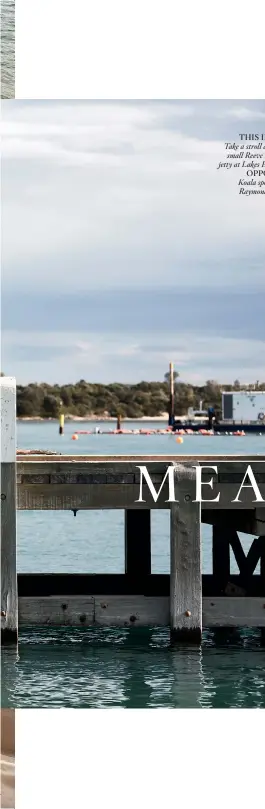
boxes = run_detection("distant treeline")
[9,375,265,418]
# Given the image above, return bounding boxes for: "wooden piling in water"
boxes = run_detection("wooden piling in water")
[170,464,202,643]
[168,361,175,426]
[1,377,18,644]
[59,413,64,435]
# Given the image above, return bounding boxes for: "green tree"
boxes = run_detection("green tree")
[42,395,61,418]
[164,370,179,385]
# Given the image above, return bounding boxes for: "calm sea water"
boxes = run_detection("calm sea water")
[2,421,265,708]
[1,1,15,99]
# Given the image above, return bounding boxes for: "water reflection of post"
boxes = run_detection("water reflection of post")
[77,632,154,709]
[123,666,154,708]
[211,627,241,646]
[120,630,156,708]
[199,644,265,709]
[170,646,209,708]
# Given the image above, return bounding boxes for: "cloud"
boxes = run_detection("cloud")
[2,328,265,385]
[2,288,265,340]
[225,106,265,121]
[1,100,265,383]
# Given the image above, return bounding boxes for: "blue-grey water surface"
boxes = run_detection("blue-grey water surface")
[2,421,265,708]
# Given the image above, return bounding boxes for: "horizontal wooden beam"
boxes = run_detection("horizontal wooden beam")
[19,595,95,626]
[203,508,265,535]
[16,456,265,477]
[15,457,265,511]
[17,573,265,598]
[16,469,265,484]
[17,573,170,597]
[17,595,265,628]
[202,597,265,627]
[16,481,265,510]
[16,454,265,463]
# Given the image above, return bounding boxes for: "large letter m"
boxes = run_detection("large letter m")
[135,465,177,503]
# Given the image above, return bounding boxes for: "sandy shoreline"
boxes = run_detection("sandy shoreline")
[17,414,183,423]
[1,710,15,809]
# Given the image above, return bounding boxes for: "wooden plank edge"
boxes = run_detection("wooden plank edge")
[17,595,265,628]
[16,454,265,463]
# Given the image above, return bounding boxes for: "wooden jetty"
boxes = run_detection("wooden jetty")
[1,378,265,644]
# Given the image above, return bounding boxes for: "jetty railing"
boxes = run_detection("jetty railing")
[1,378,265,644]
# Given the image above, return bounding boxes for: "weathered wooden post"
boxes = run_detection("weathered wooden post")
[125,510,151,576]
[170,463,202,642]
[1,377,18,644]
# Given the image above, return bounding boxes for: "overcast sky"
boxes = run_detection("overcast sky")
[1,100,265,384]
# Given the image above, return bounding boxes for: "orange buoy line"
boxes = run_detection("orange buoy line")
[71,427,246,439]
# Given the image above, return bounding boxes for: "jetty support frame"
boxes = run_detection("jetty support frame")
[1,450,265,644]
